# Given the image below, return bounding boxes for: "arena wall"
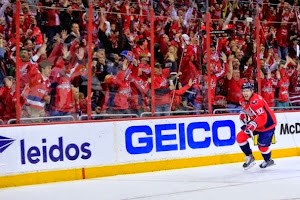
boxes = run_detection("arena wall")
[0,112,299,188]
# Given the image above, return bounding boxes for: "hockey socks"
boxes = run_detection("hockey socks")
[258,146,271,161]
[240,142,252,156]
[258,146,275,168]
[262,152,271,161]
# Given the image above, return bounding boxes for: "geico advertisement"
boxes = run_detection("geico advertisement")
[0,123,115,176]
[117,116,243,163]
[117,113,299,163]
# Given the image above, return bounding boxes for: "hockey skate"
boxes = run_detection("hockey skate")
[259,159,275,168]
[243,155,256,170]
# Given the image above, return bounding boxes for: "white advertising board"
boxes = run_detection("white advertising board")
[274,112,300,148]
[0,112,299,177]
[116,116,242,163]
[116,113,299,164]
[0,122,115,176]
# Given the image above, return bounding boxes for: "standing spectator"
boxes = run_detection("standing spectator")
[50,48,86,120]
[64,22,80,48]
[153,62,193,115]
[60,5,78,33]
[0,36,7,86]
[138,53,151,81]
[208,52,230,110]
[133,38,150,59]
[44,3,60,44]
[24,60,52,120]
[275,62,290,110]
[104,51,133,115]
[261,71,277,107]
[153,62,175,116]
[19,43,47,91]
[0,76,22,123]
[289,64,300,107]
[164,46,178,75]
[276,19,289,60]
[225,66,246,113]
[128,66,151,116]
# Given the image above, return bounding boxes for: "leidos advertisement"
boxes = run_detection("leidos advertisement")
[0,123,115,176]
[20,137,92,165]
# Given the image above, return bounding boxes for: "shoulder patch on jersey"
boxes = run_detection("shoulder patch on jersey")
[252,100,257,105]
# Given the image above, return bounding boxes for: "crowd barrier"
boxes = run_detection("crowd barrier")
[7,115,75,124]
[79,114,139,120]
[140,110,207,117]
[213,106,300,114]
[3,106,300,124]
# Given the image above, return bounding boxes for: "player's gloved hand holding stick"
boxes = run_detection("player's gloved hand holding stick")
[244,121,257,139]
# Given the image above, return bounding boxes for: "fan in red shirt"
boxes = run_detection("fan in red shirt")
[24,60,52,121]
[0,76,25,123]
[275,62,290,110]
[203,52,230,109]
[211,3,222,20]
[19,49,38,91]
[153,62,172,115]
[128,69,151,116]
[261,71,277,107]
[50,48,87,120]
[26,18,44,47]
[104,51,134,115]
[289,64,300,106]
[153,62,192,116]
[225,67,245,113]
[276,20,289,60]
[133,38,150,59]
[236,82,277,169]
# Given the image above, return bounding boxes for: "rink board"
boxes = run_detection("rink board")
[0,112,299,188]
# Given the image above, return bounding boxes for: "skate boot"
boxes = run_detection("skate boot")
[259,159,275,168]
[243,154,256,170]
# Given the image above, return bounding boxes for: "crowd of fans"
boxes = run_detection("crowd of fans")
[0,0,299,123]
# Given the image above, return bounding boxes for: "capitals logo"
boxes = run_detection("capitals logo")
[0,136,15,153]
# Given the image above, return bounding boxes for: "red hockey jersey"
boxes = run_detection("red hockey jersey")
[239,93,277,132]
[26,72,51,110]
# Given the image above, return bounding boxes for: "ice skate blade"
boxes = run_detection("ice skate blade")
[260,162,276,169]
[244,162,256,170]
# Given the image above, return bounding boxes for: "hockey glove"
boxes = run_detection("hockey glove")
[239,111,249,125]
[245,121,257,137]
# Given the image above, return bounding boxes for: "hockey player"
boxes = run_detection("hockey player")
[236,82,277,169]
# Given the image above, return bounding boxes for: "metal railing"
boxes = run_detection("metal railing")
[271,106,300,111]
[79,113,139,120]
[213,106,300,114]
[213,108,242,114]
[140,110,207,117]
[4,106,300,125]
[7,115,75,124]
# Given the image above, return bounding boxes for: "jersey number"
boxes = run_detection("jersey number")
[256,108,264,115]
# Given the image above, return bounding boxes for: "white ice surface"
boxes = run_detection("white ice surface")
[0,156,300,200]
